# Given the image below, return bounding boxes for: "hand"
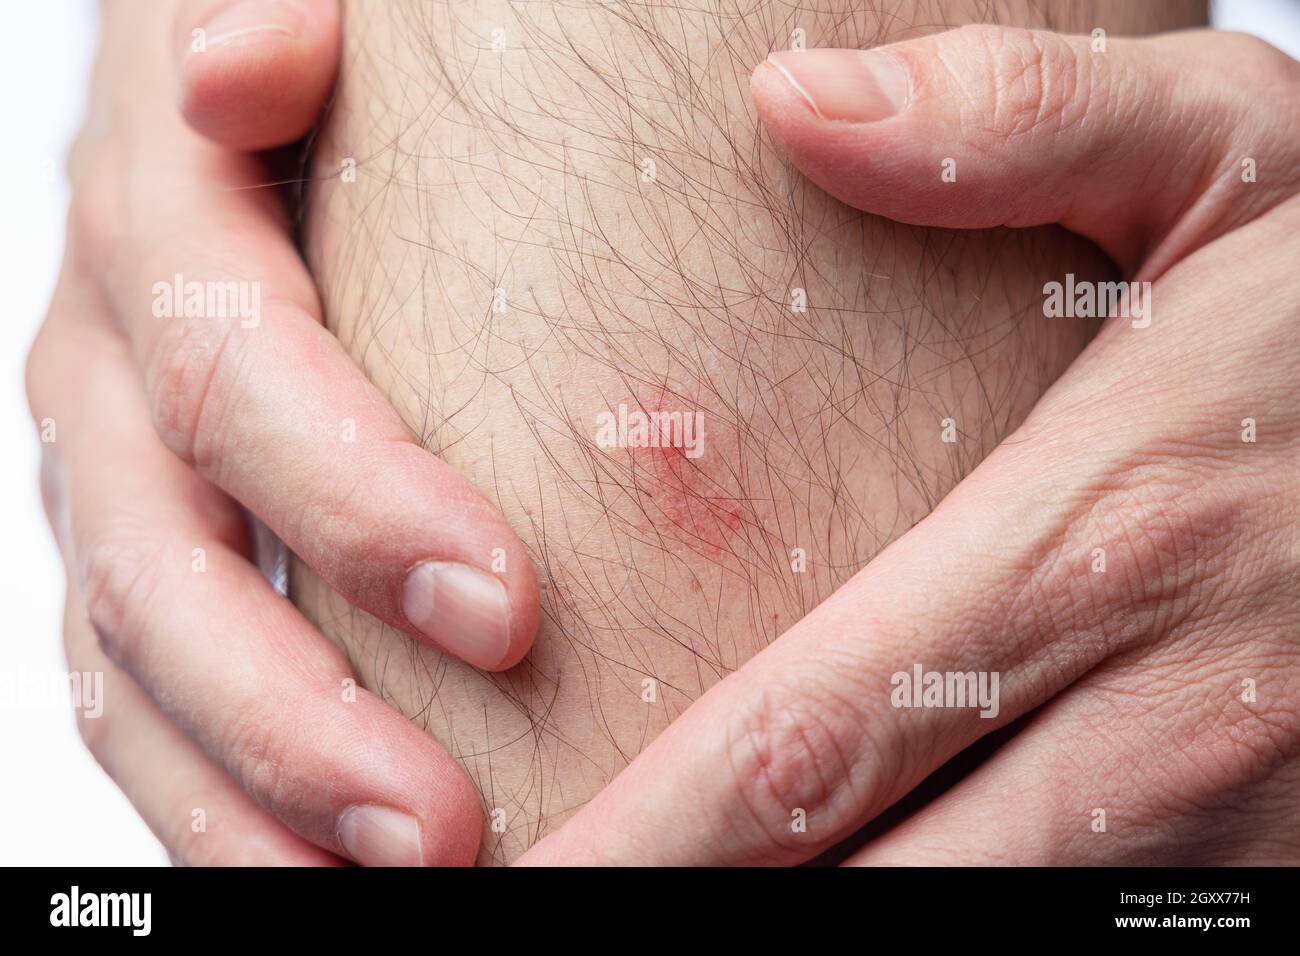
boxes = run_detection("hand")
[27,0,539,865]
[519,25,1300,865]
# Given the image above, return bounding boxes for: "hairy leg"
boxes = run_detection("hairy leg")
[296,0,1206,863]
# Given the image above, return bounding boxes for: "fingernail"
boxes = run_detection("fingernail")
[766,49,909,122]
[402,561,512,669]
[195,0,304,51]
[337,805,424,867]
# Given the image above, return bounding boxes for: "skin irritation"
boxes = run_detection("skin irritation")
[606,379,750,561]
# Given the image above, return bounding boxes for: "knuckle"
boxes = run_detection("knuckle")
[1104,483,1242,620]
[80,532,168,667]
[1035,470,1252,662]
[723,671,876,856]
[954,25,1092,141]
[1222,687,1300,780]
[144,317,245,468]
[291,469,376,566]
[220,704,297,812]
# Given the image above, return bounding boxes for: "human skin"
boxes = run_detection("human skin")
[519,26,1300,865]
[294,0,1209,864]
[27,0,542,866]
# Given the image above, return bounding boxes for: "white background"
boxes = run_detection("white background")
[1,0,1297,867]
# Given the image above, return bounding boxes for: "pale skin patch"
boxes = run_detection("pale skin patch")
[293,0,1206,864]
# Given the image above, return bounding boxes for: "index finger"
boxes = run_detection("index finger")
[87,10,539,671]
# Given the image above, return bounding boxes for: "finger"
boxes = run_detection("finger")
[751,27,1300,277]
[28,294,483,866]
[846,642,1300,866]
[37,390,336,865]
[176,0,341,150]
[58,569,341,866]
[518,191,1300,866]
[87,84,539,673]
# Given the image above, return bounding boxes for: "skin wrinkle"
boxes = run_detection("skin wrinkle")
[293,0,1203,864]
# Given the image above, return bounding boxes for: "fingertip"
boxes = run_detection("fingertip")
[337,799,480,868]
[417,774,484,867]
[402,731,484,867]
[497,541,541,671]
[394,497,541,672]
[749,56,865,181]
[749,57,875,212]
[750,57,815,135]
[178,0,340,150]
[335,696,484,867]
[749,51,951,228]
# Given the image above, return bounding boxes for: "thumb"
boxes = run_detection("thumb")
[752,26,1300,278]
[176,0,341,151]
